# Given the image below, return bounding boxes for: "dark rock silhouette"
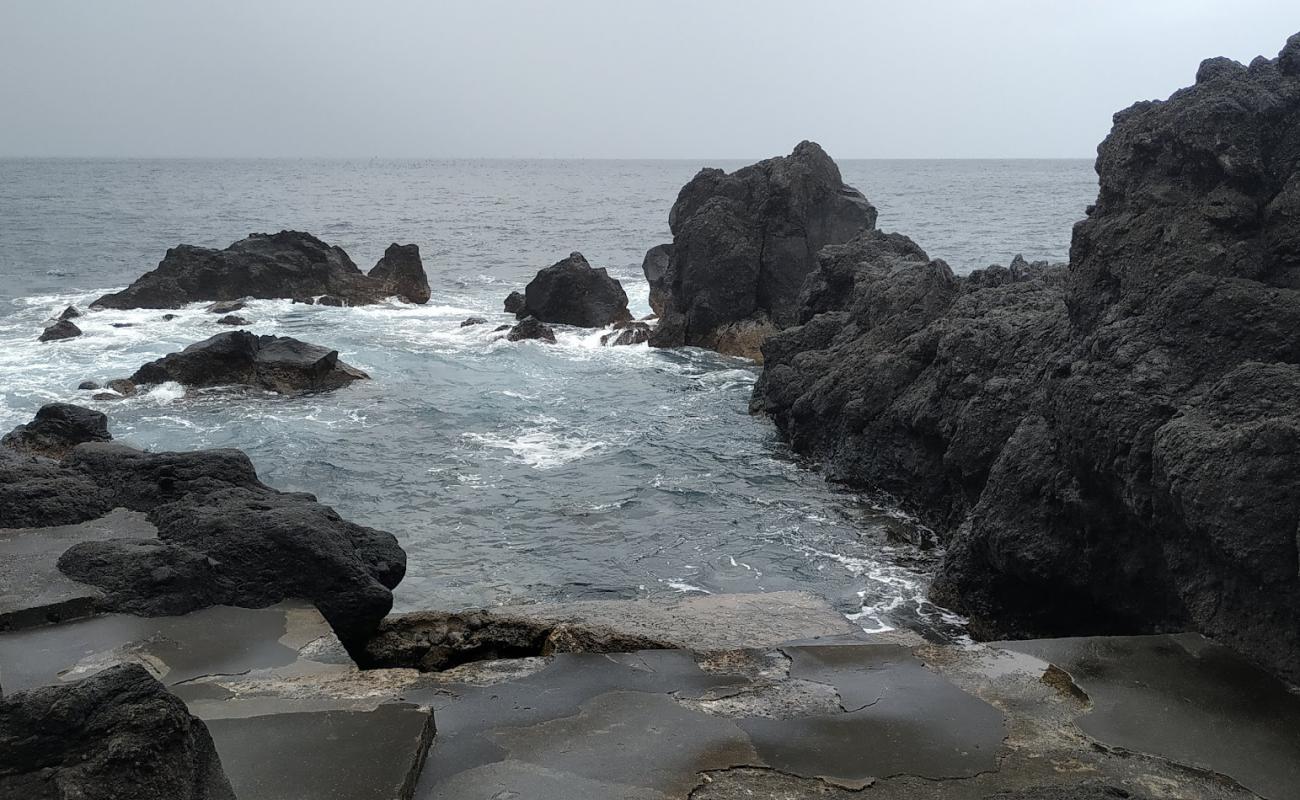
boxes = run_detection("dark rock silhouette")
[0,664,236,799]
[751,33,1300,681]
[601,321,652,346]
[90,231,430,309]
[503,290,526,314]
[57,305,81,321]
[2,403,112,458]
[649,141,876,359]
[130,331,368,394]
[461,316,488,327]
[39,319,81,342]
[512,252,633,327]
[506,317,557,343]
[641,243,673,317]
[206,300,245,314]
[216,314,249,326]
[106,378,138,397]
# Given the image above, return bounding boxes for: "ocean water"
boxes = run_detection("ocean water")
[0,158,1097,639]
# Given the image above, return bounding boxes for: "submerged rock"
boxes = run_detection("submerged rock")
[752,32,1300,681]
[461,316,489,327]
[601,321,652,346]
[512,252,633,327]
[216,314,249,326]
[106,378,138,397]
[2,403,112,458]
[57,305,81,321]
[507,317,557,343]
[0,663,236,800]
[39,319,81,342]
[649,141,876,359]
[78,380,100,391]
[130,331,368,394]
[90,231,430,309]
[205,299,246,314]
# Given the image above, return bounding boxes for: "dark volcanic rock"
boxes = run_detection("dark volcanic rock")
[38,319,81,342]
[130,331,368,393]
[77,380,100,390]
[0,663,236,800]
[216,314,249,326]
[205,300,245,314]
[515,252,633,327]
[57,305,81,321]
[753,33,1300,681]
[106,378,138,397]
[90,231,431,309]
[649,141,876,359]
[369,243,432,305]
[506,317,557,343]
[317,295,345,306]
[503,290,526,314]
[641,242,673,317]
[2,403,112,458]
[601,321,652,346]
[0,448,114,528]
[460,316,488,327]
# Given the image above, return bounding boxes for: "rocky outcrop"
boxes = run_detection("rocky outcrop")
[0,663,235,800]
[511,252,632,327]
[57,305,81,321]
[506,317,557,343]
[2,403,112,458]
[601,321,652,346]
[641,243,672,317]
[648,141,877,359]
[130,331,368,393]
[503,290,526,314]
[205,300,245,314]
[215,314,248,326]
[38,319,81,342]
[90,231,430,309]
[751,33,1300,681]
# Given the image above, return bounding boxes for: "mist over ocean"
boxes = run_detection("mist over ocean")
[0,157,1096,639]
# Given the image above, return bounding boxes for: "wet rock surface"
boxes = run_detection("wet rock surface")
[0,663,236,800]
[511,251,633,327]
[130,330,369,393]
[752,32,1300,681]
[38,318,81,342]
[91,230,431,309]
[506,317,557,343]
[649,141,876,359]
[1,402,112,458]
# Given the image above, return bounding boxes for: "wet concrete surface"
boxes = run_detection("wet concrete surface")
[996,635,1300,800]
[0,508,155,631]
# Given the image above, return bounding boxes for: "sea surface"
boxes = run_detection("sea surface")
[0,158,1098,639]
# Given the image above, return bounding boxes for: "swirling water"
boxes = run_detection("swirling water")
[0,158,1097,639]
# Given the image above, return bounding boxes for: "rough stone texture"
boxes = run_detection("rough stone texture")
[642,242,673,317]
[601,321,652,346]
[369,243,432,305]
[38,319,80,342]
[0,663,236,800]
[206,300,245,314]
[752,34,1300,681]
[106,377,137,396]
[0,430,403,654]
[56,305,81,321]
[649,141,876,359]
[91,231,431,309]
[460,316,488,327]
[215,314,249,326]
[514,252,633,327]
[2,403,112,458]
[130,330,369,393]
[503,290,526,314]
[506,317,557,343]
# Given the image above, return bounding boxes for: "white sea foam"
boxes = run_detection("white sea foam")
[462,414,606,469]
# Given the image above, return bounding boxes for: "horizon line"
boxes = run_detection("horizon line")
[0,154,1098,162]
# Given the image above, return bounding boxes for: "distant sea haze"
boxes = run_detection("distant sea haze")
[0,157,1096,639]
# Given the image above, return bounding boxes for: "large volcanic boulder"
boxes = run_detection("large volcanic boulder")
[649,141,876,359]
[641,243,673,317]
[130,331,368,393]
[38,319,81,342]
[2,403,112,459]
[751,32,1300,681]
[513,252,632,327]
[506,317,557,343]
[0,663,236,800]
[91,231,430,309]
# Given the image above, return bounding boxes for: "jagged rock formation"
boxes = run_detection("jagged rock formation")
[1,403,112,458]
[752,33,1300,681]
[506,317,557,343]
[0,664,236,800]
[641,242,672,317]
[91,231,430,309]
[130,331,368,393]
[510,252,632,327]
[648,141,877,359]
[601,321,652,346]
[38,319,80,342]
[0,407,405,653]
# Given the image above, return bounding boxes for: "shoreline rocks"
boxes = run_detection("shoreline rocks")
[751,32,1300,681]
[648,141,877,360]
[39,319,81,342]
[506,317,557,343]
[508,251,633,327]
[1,403,112,459]
[90,231,431,309]
[129,331,368,394]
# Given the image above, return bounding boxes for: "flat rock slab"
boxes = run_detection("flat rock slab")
[495,591,860,650]
[995,634,1300,800]
[0,508,155,630]
[407,643,1005,799]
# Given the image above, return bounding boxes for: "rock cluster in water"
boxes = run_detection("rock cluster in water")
[748,33,1300,680]
[129,331,369,394]
[91,231,430,309]
[0,663,236,799]
[507,251,633,328]
[1,402,112,458]
[646,141,877,359]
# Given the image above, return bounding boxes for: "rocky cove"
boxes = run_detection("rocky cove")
[2,31,1300,800]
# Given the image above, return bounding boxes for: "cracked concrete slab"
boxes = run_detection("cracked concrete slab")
[0,508,155,631]
[994,634,1300,800]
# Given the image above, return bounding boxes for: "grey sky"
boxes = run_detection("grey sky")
[1,0,1297,159]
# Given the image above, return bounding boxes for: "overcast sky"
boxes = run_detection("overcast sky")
[1,1,1296,159]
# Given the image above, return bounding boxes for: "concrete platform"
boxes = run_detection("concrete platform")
[0,508,155,631]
